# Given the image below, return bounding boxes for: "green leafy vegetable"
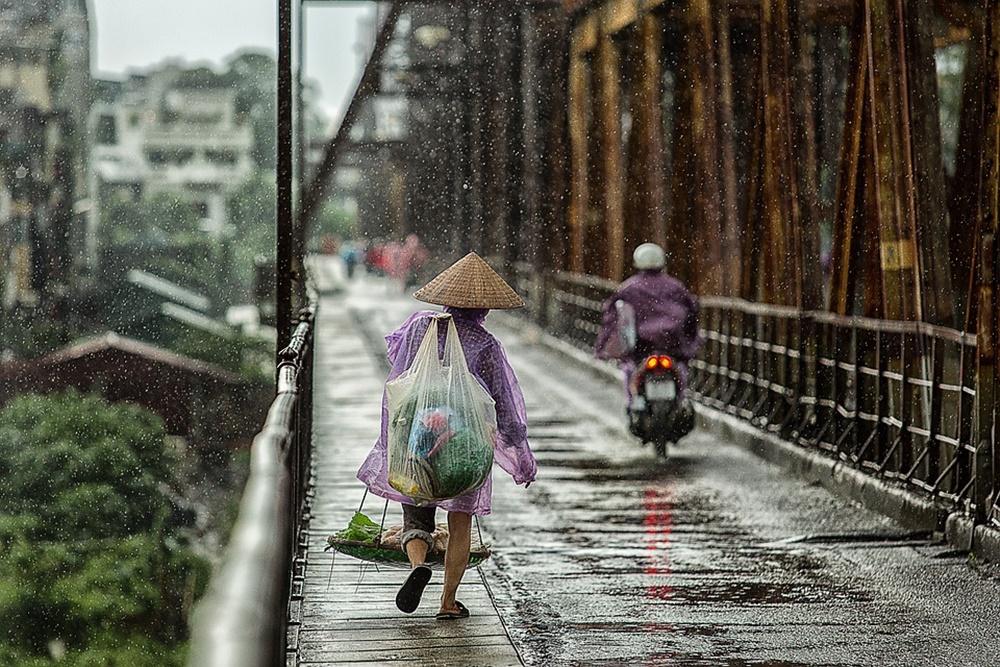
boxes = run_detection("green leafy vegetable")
[334,512,382,543]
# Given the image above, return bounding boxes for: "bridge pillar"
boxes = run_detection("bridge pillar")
[971,0,1000,523]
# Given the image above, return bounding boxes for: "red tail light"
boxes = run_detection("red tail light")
[644,355,674,370]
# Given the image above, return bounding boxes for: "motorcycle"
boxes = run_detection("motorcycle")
[626,352,695,458]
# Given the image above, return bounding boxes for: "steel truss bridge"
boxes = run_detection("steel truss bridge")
[188,0,1000,663]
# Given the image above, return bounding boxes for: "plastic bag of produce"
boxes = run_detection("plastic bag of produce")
[386,314,497,503]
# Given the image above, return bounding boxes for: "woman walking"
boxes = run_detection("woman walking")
[357,252,537,619]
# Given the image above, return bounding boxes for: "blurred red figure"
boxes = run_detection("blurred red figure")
[365,243,388,276]
[400,234,429,289]
[383,241,405,288]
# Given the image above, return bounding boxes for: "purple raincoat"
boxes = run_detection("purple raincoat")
[594,270,703,400]
[594,270,703,363]
[357,308,536,515]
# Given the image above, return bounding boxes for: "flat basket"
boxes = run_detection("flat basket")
[326,536,491,570]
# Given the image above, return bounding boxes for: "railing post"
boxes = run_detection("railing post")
[276,0,295,353]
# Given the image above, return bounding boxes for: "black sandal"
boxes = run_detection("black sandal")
[395,565,432,613]
[436,601,470,620]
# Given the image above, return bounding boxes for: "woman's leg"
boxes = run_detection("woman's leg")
[400,504,436,566]
[397,505,435,613]
[441,511,472,614]
[405,536,429,567]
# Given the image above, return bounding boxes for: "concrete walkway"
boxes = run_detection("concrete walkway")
[291,260,523,666]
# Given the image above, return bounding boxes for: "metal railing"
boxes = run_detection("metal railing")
[188,296,317,667]
[508,265,990,519]
[507,263,618,350]
[690,297,981,513]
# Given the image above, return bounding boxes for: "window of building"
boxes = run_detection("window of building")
[95,114,117,144]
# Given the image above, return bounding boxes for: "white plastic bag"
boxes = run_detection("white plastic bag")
[600,299,637,360]
[386,314,498,504]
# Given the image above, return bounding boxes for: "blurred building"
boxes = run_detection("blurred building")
[0,0,92,313]
[88,65,256,255]
[0,332,268,452]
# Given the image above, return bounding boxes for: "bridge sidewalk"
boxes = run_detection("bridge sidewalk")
[291,262,524,666]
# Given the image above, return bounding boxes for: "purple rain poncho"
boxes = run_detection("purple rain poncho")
[357,307,537,516]
[594,271,703,400]
[594,270,703,363]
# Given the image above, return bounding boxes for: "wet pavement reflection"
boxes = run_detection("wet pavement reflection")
[348,283,1000,667]
[476,322,1000,666]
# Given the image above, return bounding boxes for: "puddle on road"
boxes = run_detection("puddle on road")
[604,579,869,605]
[529,621,844,667]
[484,376,878,666]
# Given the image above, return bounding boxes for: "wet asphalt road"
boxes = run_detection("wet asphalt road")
[344,274,1000,667]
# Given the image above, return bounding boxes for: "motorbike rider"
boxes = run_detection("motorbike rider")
[594,242,703,408]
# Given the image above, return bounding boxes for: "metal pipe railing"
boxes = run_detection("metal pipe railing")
[688,298,980,511]
[188,299,317,667]
[512,267,987,518]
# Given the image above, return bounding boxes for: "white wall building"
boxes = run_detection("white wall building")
[88,66,255,256]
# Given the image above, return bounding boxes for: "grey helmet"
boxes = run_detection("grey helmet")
[633,243,665,270]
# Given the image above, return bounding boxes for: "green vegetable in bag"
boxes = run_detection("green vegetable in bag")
[432,430,494,498]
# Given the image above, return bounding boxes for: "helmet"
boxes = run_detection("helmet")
[633,243,665,270]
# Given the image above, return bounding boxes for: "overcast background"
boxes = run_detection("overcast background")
[89,0,373,127]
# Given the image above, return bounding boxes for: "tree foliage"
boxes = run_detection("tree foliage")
[96,51,283,312]
[0,392,210,666]
[0,392,172,541]
[311,199,358,248]
[226,170,276,292]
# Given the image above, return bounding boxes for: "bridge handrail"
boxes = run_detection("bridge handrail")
[188,298,318,667]
[509,266,986,515]
[699,295,977,346]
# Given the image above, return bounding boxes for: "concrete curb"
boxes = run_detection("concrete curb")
[945,514,1000,563]
[495,311,1000,562]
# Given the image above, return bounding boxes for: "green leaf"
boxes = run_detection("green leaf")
[334,512,382,543]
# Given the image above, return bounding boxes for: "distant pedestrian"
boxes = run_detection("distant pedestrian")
[400,233,429,289]
[365,242,387,276]
[340,240,361,279]
[357,252,537,620]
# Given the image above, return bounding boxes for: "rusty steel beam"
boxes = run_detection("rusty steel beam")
[539,11,571,278]
[666,31,697,288]
[953,29,986,327]
[754,0,809,307]
[566,25,591,273]
[298,2,403,232]
[828,0,952,323]
[307,0,557,4]
[865,0,923,322]
[757,0,821,310]
[621,13,667,250]
[933,0,985,28]
[636,13,667,247]
[715,0,741,297]
[595,21,627,281]
[972,0,1000,522]
[907,0,955,327]
[828,6,870,316]
[564,0,855,26]
[684,0,729,296]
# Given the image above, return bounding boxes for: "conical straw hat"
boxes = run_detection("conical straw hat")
[413,252,525,309]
